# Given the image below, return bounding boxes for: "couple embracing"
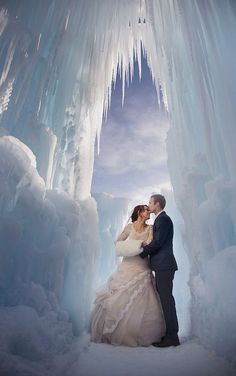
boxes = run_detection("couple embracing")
[91,194,180,348]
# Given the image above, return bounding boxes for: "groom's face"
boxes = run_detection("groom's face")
[148,197,157,213]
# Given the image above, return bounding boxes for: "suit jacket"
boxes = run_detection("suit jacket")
[139,211,178,271]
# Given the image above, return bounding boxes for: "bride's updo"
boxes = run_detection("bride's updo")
[131,205,148,222]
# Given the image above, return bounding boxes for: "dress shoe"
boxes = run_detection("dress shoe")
[152,337,180,348]
[151,336,164,346]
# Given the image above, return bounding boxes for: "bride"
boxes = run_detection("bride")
[90,204,165,347]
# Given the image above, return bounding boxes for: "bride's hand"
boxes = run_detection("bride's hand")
[142,241,147,247]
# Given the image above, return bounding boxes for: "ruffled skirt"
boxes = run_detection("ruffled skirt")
[90,256,165,347]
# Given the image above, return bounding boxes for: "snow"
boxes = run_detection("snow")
[68,338,236,376]
[0,135,99,359]
[192,246,236,360]
[1,334,235,376]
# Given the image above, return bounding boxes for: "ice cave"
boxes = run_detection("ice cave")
[0,1,236,375]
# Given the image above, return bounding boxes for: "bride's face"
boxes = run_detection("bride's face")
[140,207,150,221]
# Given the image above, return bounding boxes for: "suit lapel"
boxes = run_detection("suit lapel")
[154,211,166,229]
[154,211,166,222]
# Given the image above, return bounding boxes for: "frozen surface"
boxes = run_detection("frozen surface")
[93,192,130,286]
[68,337,236,376]
[191,246,236,360]
[0,135,99,367]
[0,0,236,368]
[1,333,235,376]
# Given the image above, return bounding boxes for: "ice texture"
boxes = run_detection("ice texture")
[0,135,100,372]
[93,192,130,286]
[0,0,235,367]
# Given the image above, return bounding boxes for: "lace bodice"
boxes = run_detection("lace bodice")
[116,223,153,244]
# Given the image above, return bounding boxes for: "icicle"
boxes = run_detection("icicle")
[64,9,70,30]
[136,40,142,81]
[37,33,42,50]
[0,78,14,115]
[0,8,8,36]
[121,59,125,107]
[0,40,16,88]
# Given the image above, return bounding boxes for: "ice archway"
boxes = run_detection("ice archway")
[0,0,236,363]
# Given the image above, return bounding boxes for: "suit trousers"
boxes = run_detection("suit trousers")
[155,270,179,339]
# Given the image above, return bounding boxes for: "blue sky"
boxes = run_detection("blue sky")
[92,55,171,201]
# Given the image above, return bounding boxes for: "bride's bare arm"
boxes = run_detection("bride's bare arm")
[115,224,131,242]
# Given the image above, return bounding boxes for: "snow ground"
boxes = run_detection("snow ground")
[1,335,235,376]
[67,337,236,376]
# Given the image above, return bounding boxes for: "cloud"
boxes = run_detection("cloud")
[129,182,173,202]
[95,101,170,176]
[92,57,171,198]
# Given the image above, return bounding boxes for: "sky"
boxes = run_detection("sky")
[91,54,172,202]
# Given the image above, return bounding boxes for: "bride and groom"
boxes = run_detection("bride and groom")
[91,194,180,348]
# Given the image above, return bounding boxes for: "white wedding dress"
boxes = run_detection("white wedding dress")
[90,223,165,347]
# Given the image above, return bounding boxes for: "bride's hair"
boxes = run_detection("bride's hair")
[131,205,148,222]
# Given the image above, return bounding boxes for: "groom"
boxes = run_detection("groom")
[139,194,180,347]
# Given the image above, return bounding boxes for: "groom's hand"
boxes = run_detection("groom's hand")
[139,249,147,258]
[139,242,147,259]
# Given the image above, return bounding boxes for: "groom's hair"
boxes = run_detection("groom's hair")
[151,194,166,209]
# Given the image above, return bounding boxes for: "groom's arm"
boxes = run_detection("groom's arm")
[139,218,170,258]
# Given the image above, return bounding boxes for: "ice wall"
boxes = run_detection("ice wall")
[144,1,236,359]
[0,0,236,363]
[93,193,130,287]
[0,134,99,374]
[0,0,147,200]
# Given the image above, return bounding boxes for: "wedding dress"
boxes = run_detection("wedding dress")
[90,223,166,347]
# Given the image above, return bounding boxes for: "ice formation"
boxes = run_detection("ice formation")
[0,134,99,346]
[93,192,131,286]
[0,1,236,373]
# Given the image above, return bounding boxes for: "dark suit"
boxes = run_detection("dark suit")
[139,211,179,339]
